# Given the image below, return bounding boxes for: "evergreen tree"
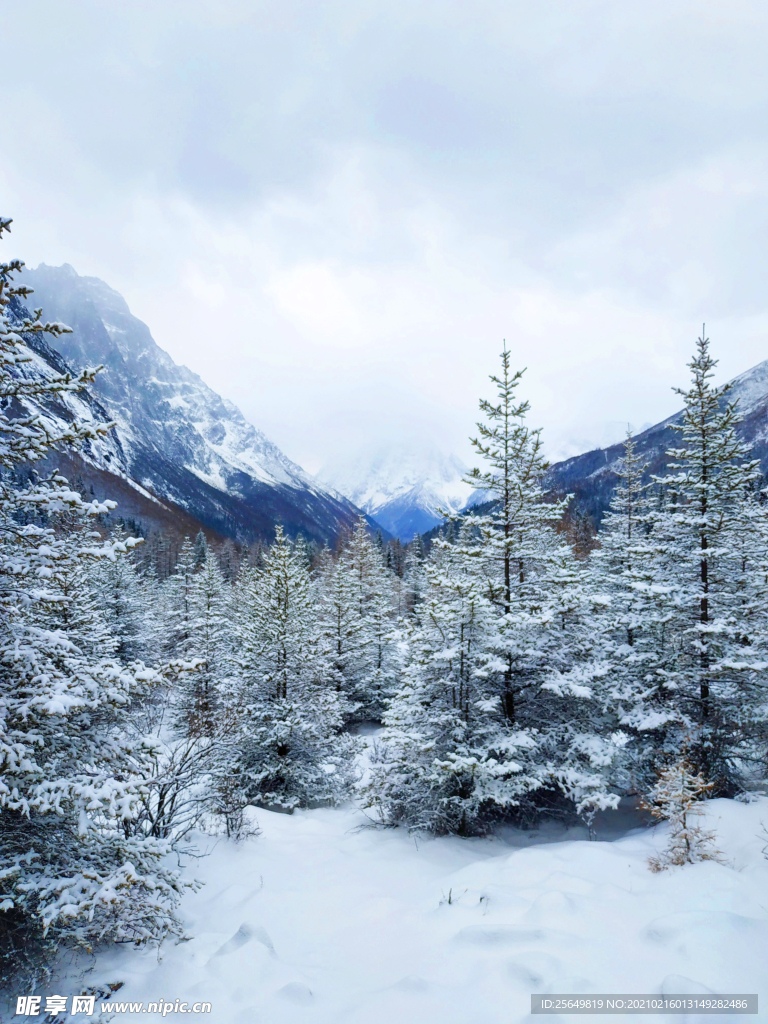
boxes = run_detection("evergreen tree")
[653,330,767,792]
[148,542,247,838]
[367,521,528,834]
[368,347,620,833]
[466,347,618,821]
[43,551,119,662]
[316,543,364,702]
[235,527,356,810]
[162,537,198,661]
[176,548,233,736]
[193,529,208,568]
[0,220,188,984]
[589,433,681,790]
[89,525,152,663]
[643,754,722,870]
[402,533,427,615]
[318,517,397,720]
[465,344,568,724]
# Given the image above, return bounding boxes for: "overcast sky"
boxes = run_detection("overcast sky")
[3,0,768,473]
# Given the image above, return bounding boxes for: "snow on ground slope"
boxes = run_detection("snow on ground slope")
[64,798,767,1023]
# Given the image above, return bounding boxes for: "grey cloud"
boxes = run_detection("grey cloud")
[4,0,768,470]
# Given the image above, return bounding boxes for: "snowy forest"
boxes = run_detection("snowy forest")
[2,218,767,995]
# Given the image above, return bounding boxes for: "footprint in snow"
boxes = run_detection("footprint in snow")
[506,951,565,988]
[211,922,276,958]
[278,983,314,1004]
[455,925,548,946]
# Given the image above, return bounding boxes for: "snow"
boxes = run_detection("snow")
[186,464,230,493]
[322,443,473,512]
[729,359,768,416]
[320,443,476,538]
[165,395,190,411]
[75,796,768,1023]
[15,346,128,475]
[23,264,346,513]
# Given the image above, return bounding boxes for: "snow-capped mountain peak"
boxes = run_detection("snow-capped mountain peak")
[320,444,475,540]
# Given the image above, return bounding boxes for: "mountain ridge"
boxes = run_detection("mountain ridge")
[21,264,377,546]
[544,354,768,525]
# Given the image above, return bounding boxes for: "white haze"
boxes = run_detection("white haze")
[3,1,768,472]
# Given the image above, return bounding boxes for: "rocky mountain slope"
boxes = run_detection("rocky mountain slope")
[22,264,369,545]
[545,357,768,525]
[321,444,476,540]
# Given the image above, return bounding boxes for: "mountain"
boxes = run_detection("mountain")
[7,293,223,549]
[320,444,476,541]
[22,264,370,546]
[545,356,768,525]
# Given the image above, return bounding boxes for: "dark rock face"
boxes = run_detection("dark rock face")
[544,359,768,526]
[21,264,369,545]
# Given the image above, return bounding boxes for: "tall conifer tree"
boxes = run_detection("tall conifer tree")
[369,346,620,833]
[0,220,188,984]
[235,527,355,809]
[653,330,767,791]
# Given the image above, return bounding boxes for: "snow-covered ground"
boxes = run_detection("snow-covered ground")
[67,797,767,1023]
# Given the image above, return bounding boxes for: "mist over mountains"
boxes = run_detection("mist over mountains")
[320,445,476,541]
